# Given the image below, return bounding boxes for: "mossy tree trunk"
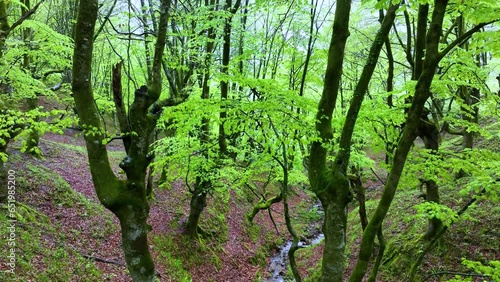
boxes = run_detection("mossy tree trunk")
[308,2,351,280]
[186,175,209,238]
[218,0,241,156]
[0,0,8,55]
[246,193,282,223]
[21,0,40,154]
[418,114,443,239]
[309,1,398,280]
[72,0,174,281]
[348,1,450,280]
[186,0,216,239]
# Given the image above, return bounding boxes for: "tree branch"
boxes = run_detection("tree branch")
[439,20,499,60]
[424,271,490,280]
[7,0,44,34]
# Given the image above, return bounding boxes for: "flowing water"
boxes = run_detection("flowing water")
[266,233,324,282]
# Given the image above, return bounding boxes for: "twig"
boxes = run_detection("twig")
[82,254,126,267]
[370,168,386,185]
[424,270,491,281]
[268,208,280,235]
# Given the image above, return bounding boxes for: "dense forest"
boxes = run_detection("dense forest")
[1,0,499,281]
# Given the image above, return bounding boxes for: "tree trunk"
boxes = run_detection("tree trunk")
[185,0,216,238]
[25,97,40,153]
[308,1,352,280]
[186,177,208,238]
[350,172,368,231]
[309,1,399,280]
[424,179,441,238]
[218,0,241,156]
[349,1,450,280]
[418,114,443,239]
[0,0,9,56]
[113,194,155,282]
[72,0,172,280]
[21,0,40,154]
[317,173,350,282]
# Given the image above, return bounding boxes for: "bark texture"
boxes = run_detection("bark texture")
[72,0,173,280]
[348,1,450,281]
[309,1,398,280]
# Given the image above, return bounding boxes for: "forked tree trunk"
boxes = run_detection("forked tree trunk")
[72,0,173,281]
[349,1,450,280]
[309,1,399,280]
[308,1,352,279]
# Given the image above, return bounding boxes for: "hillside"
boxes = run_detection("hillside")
[1,130,498,281]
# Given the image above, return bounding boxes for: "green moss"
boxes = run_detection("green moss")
[249,245,268,267]
[247,223,261,242]
[153,235,193,281]
[0,206,103,281]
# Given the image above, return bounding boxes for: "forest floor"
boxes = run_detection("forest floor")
[0,129,499,281]
[0,130,321,282]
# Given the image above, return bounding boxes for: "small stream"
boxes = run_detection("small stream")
[266,233,324,282]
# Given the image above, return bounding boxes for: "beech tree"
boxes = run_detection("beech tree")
[71,0,186,280]
[1,0,71,203]
[308,0,399,280]
[350,0,498,280]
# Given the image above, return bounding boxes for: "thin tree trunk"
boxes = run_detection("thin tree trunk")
[218,0,241,156]
[409,189,484,281]
[186,0,216,237]
[350,171,368,231]
[367,228,385,282]
[0,144,7,203]
[418,115,443,239]
[22,0,40,154]
[349,2,449,280]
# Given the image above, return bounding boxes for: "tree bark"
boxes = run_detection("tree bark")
[186,0,216,237]
[186,176,208,238]
[218,0,241,156]
[21,0,40,154]
[72,0,172,280]
[246,193,282,223]
[309,1,399,280]
[418,114,443,239]
[348,1,450,281]
[308,1,352,280]
[0,144,7,203]
[0,0,9,56]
